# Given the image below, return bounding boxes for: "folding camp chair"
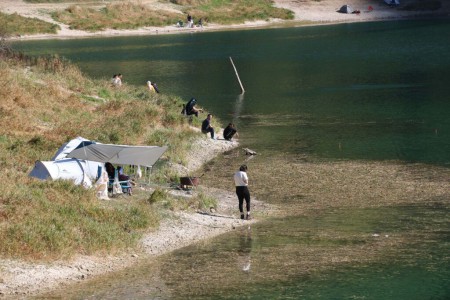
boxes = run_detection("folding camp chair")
[108,169,132,196]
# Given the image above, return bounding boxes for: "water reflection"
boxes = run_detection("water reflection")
[237,227,252,272]
[232,93,244,124]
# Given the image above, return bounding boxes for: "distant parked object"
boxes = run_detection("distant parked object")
[384,0,400,6]
[338,5,353,13]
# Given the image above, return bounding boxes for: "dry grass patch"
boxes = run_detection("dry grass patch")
[0,48,210,260]
[177,0,294,24]
[0,12,59,36]
[53,2,183,31]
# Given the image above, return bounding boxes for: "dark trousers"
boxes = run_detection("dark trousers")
[187,110,198,117]
[236,186,250,213]
[202,127,215,139]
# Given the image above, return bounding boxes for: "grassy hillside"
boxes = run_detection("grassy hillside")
[0,42,215,260]
[0,11,59,36]
[3,0,293,35]
[49,0,292,32]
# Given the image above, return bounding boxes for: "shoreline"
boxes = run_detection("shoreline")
[1,0,449,297]
[7,14,450,42]
[0,135,273,297]
[2,0,449,42]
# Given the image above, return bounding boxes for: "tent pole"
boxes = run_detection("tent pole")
[229,57,245,94]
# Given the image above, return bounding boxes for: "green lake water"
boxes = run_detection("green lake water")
[15,19,450,299]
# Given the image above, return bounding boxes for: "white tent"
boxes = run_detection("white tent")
[51,136,91,161]
[29,137,167,188]
[338,5,353,13]
[29,158,102,187]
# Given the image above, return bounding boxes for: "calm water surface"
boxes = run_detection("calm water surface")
[17,20,450,299]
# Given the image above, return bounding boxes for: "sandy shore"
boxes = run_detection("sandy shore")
[1,0,449,41]
[0,133,274,297]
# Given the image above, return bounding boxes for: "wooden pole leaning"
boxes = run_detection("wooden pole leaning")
[229,57,245,94]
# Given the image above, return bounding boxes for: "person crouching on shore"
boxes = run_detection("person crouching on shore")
[223,123,238,141]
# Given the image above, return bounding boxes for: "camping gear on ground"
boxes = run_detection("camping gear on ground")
[109,168,132,196]
[338,5,353,13]
[179,174,204,189]
[95,169,110,200]
[29,137,167,195]
[180,176,200,187]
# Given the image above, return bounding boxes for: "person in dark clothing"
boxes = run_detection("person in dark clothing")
[151,82,160,93]
[201,114,215,139]
[105,162,115,179]
[183,97,202,117]
[223,123,238,141]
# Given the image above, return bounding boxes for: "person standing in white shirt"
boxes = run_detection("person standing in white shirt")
[234,164,251,220]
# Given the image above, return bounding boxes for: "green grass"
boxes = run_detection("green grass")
[0,179,158,260]
[0,47,219,260]
[0,12,60,36]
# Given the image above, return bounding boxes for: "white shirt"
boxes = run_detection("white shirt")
[234,171,248,186]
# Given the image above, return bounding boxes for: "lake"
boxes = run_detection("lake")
[14,19,450,299]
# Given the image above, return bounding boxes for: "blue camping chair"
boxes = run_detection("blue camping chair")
[108,168,132,196]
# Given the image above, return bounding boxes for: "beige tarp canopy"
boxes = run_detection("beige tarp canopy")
[67,141,168,168]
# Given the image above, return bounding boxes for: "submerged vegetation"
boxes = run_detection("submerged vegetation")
[0,43,213,260]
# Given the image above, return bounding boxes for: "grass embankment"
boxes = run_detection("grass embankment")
[0,41,216,260]
[24,0,93,2]
[0,11,59,36]
[52,0,293,32]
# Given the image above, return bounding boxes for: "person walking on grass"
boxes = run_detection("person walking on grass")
[202,113,215,139]
[234,164,251,220]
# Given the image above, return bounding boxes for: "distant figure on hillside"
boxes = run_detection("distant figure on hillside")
[223,123,238,141]
[112,73,122,86]
[187,14,194,28]
[152,82,160,93]
[147,81,156,93]
[183,97,203,117]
